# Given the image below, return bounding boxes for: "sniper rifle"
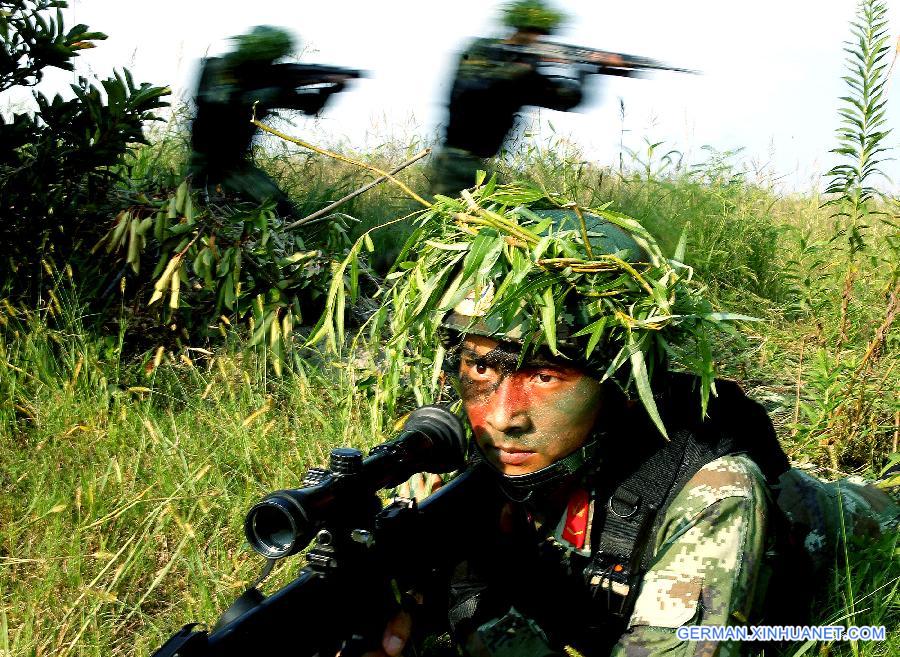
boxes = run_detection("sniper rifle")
[150,406,501,657]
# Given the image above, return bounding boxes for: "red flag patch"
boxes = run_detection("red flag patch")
[561,488,590,549]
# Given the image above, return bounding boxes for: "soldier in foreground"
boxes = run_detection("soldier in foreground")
[189,26,360,216]
[362,189,898,657]
[147,187,897,657]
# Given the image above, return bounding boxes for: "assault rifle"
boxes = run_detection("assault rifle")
[225,62,366,116]
[272,62,366,89]
[499,40,698,78]
[151,406,501,657]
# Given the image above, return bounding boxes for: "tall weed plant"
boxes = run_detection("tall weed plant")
[789,0,899,474]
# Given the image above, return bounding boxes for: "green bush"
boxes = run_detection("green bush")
[0,0,168,299]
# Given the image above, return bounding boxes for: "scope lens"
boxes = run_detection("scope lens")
[246,501,298,558]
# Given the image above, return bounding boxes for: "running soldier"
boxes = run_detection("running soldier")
[431,1,588,196]
[189,26,358,216]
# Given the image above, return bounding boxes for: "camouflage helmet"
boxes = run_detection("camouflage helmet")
[226,25,294,65]
[310,182,736,437]
[501,0,566,34]
[441,208,648,373]
[390,182,733,437]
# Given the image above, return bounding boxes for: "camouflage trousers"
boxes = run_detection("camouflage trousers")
[774,467,899,573]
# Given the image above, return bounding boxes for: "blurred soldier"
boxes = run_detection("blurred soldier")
[189,26,356,216]
[432,1,589,196]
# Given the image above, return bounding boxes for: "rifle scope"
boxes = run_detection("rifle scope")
[244,406,465,559]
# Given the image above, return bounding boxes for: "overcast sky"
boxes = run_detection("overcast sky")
[6,1,899,192]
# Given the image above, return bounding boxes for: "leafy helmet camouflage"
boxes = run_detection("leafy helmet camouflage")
[401,182,732,439]
[501,0,566,34]
[440,208,649,376]
[226,25,294,65]
[312,181,734,440]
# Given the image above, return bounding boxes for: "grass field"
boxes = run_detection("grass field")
[1,132,898,656]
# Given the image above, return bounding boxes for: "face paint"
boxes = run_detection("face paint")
[458,335,603,475]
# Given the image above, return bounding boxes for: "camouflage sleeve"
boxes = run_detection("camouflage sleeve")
[611,455,769,657]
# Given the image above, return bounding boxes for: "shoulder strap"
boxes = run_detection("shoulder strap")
[585,374,785,619]
[585,426,738,616]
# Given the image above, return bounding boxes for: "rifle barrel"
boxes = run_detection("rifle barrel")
[500,41,699,75]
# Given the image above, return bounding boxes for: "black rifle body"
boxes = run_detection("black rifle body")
[152,464,501,657]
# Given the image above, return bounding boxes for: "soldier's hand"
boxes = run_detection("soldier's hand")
[359,609,412,657]
[395,472,445,500]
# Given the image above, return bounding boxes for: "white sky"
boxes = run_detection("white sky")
[5,1,900,193]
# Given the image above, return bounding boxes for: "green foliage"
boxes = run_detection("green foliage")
[782,228,832,324]
[0,301,381,656]
[91,181,359,374]
[773,0,900,474]
[823,0,893,254]
[312,181,752,436]
[0,0,105,91]
[506,141,788,304]
[0,0,168,298]
[501,0,565,33]
[227,25,294,64]
[790,346,898,472]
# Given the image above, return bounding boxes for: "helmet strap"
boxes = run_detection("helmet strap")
[471,435,602,502]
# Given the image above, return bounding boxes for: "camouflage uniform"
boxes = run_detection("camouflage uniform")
[432,37,584,196]
[613,455,768,657]
[438,457,898,657]
[451,455,769,657]
[773,468,898,574]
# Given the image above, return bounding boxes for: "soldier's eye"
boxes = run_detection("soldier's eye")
[537,373,554,383]
[476,364,488,375]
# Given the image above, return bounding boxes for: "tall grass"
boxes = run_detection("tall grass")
[1,291,386,656]
[1,279,896,656]
[1,109,897,657]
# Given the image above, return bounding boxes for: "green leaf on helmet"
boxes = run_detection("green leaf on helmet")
[569,316,609,359]
[628,333,668,439]
[540,286,558,354]
[459,229,500,284]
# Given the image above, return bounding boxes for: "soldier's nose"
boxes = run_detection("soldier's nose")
[484,376,531,434]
